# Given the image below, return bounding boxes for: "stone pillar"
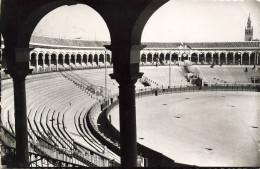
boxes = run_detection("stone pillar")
[86,54,88,65]
[241,53,243,65]
[218,53,220,65]
[48,55,51,71]
[106,44,145,167]
[56,56,58,71]
[232,53,236,65]
[225,53,227,65]
[69,57,71,70]
[4,48,33,167]
[36,58,38,73]
[211,53,213,63]
[43,58,45,72]
[97,54,100,65]
[256,53,259,65]
[249,55,251,65]
[79,55,82,68]
[117,79,139,166]
[145,55,147,63]
[29,58,31,68]
[62,56,65,67]
[151,54,154,63]
[197,53,199,63]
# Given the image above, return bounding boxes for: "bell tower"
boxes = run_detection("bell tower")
[245,14,253,41]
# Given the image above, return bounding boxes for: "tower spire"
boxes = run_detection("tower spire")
[245,13,253,41]
[247,13,251,28]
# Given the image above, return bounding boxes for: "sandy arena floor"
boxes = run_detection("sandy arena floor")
[109,91,260,167]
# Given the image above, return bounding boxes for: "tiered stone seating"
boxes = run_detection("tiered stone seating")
[140,66,189,87]
[1,72,116,166]
[193,66,260,84]
[72,69,119,95]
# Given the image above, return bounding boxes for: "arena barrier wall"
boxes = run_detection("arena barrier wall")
[87,84,260,167]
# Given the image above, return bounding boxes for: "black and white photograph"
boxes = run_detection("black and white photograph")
[0,0,260,168]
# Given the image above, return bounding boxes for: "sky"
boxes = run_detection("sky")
[32,0,260,42]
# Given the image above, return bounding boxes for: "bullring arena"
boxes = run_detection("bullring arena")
[1,1,260,167]
[110,91,260,166]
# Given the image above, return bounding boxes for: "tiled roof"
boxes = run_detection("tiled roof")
[29,35,260,49]
[143,42,260,49]
[30,35,109,47]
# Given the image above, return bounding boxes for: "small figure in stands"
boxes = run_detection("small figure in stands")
[245,67,248,72]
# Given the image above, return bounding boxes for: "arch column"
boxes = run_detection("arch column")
[35,57,38,72]
[225,53,227,65]
[80,55,83,68]
[249,55,251,65]
[241,52,243,65]
[4,48,33,167]
[69,57,71,70]
[197,53,199,63]
[42,58,45,72]
[29,57,31,68]
[218,53,220,65]
[62,56,65,67]
[56,56,58,71]
[145,54,147,63]
[48,55,51,71]
[106,44,145,167]
[86,54,89,65]
[256,53,259,65]
[97,54,100,65]
[232,53,235,65]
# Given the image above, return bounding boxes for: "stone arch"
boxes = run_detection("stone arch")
[38,53,44,68]
[147,53,153,63]
[94,54,99,65]
[76,54,82,65]
[227,52,234,64]
[165,53,170,63]
[213,53,218,64]
[107,54,111,64]
[44,53,50,66]
[88,54,93,64]
[83,54,88,64]
[153,53,159,63]
[191,53,197,63]
[30,53,37,68]
[51,53,57,67]
[141,54,146,63]
[205,52,212,64]
[99,54,105,64]
[15,0,111,49]
[219,52,226,64]
[71,53,76,65]
[198,52,205,63]
[242,52,250,65]
[250,52,256,65]
[181,53,188,62]
[65,53,70,66]
[159,53,164,64]
[172,53,178,62]
[58,53,63,66]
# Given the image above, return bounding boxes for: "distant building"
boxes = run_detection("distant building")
[245,14,253,41]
